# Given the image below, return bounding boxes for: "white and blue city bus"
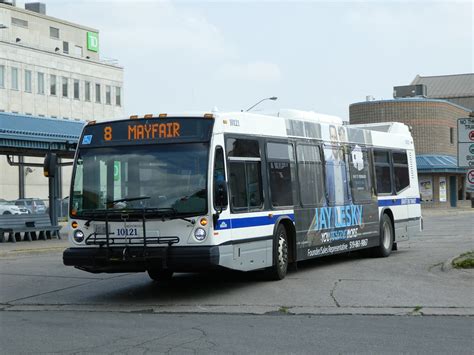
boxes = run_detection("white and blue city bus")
[63,109,422,281]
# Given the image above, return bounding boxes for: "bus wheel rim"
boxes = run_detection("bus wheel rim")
[278,234,288,272]
[383,221,391,249]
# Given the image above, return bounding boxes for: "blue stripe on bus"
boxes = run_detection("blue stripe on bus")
[215,213,295,230]
[378,197,420,207]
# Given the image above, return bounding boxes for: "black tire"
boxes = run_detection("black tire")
[147,269,173,282]
[3,211,11,215]
[372,213,393,257]
[266,224,288,280]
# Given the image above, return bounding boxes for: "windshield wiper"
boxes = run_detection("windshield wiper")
[108,196,150,205]
[141,207,196,224]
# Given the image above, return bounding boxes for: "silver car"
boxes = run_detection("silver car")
[0,201,29,215]
[14,198,47,214]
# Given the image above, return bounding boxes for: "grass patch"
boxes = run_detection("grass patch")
[278,306,290,314]
[452,251,474,269]
[413,305,423,312]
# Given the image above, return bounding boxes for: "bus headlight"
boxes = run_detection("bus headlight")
[194,228,206,241]
[73,230,85,243]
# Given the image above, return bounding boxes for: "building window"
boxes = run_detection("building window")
[74,45,83,57]
[63,41,69,54]
[11,17,28,28]
[50,27,60,39]
[37,72,44,94]
[11,67,18,90]
[24,70,32,93]
[0,65,4,88]
[450,127,454,144]
[105,85,111,105]
[84,81,91,101]
[50,74,57,96]
[95,83,101,103]
[115,86,121,106]
[73,79,80,100]
[62,77,68,97]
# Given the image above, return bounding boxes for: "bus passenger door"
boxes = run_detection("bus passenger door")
[212,144,232,241]
[224,137,270,271]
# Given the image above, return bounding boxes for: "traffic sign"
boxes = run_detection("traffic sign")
[458,118,474,168]
[466,169,474,193]
[458,143,474,167]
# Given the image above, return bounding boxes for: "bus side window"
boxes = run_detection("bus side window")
[226,138,263,212]
[323,145,350,206]
[296,144,325,207]
[374,150,392,194]
[267,142,295,207]
[392,152,409,193]
[213,146,227,209]
[348,146,373,203]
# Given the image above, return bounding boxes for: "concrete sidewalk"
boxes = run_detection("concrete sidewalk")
[0,238,69,257]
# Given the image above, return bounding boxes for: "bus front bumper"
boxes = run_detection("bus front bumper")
[63,246,220,273]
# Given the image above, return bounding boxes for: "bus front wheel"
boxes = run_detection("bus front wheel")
[372,214,393,257]
[266,224,288,280]
[147,269,173,282]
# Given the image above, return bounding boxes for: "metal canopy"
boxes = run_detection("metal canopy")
[0,112,85,230]
[416,154,466,174]
[0,112,85,158]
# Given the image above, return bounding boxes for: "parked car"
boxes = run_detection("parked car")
[0,201,29,215]
[61,196,69,217]
[15,198,47,214]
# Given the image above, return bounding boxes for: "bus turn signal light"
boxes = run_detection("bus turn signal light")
[200,218,208,226]
[159,113,167,118]
[129,115,139,119]
[144,114,153,119]
[71,221,78,229]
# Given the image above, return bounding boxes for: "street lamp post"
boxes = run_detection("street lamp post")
[245,96,278,112]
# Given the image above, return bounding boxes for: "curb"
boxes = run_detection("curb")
[0,245,67,257]
[1,304,473,316]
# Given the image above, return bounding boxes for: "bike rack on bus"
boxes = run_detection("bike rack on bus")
[83,208,180,266]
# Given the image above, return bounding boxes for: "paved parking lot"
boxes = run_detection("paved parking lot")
[0,209,472,316]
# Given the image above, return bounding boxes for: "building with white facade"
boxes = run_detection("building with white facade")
[0,1,124,203]
[0,1,124,121]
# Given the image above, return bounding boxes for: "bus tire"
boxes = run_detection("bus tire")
[147,269,173,282]
[266,224,288,280]
[372,213,393,257]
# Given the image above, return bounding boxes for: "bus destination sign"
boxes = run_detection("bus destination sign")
[79,117,214,147]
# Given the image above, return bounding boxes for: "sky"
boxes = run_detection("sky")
[39,0,473,120]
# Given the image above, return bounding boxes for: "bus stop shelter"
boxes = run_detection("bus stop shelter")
[0,112,84,226]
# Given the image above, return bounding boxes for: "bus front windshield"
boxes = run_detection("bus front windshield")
[71,142,209,218]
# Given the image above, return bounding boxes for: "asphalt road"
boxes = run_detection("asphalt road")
[0,210,472,353]
[1,312,472,354]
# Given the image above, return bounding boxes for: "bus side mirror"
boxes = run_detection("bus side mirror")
[215,181,228,211]
[44,153,57,178]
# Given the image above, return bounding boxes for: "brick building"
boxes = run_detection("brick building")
[350,73,473,208]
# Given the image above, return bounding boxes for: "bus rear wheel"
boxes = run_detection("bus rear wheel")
[372,213,393,257]
[266,224,288,280]
[147,269,173,282]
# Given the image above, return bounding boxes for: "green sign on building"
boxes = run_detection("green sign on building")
[87,31,99,52]
[113,161,120,181]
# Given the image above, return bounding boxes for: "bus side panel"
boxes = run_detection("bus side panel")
[295,203,379,261]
